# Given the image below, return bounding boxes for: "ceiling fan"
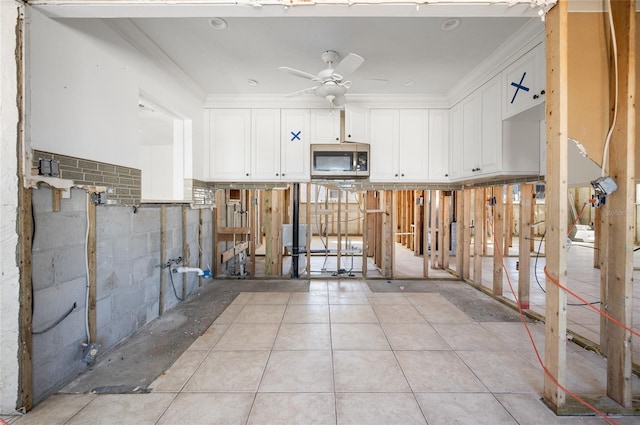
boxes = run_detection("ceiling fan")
[278,50,364,108]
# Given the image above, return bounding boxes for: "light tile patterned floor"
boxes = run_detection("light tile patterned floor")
[12,280,640,425]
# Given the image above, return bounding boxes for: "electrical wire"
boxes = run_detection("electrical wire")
[168,267,185,302]
[601,0,619,177]
[490,218,619,425]
[33,303,77,335]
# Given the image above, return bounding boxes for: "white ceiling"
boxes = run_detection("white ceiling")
[37,1,548,101]
[126,16,534,98]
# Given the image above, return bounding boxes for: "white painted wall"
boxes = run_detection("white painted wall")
[27,8,205,176]
[0,0,22,415]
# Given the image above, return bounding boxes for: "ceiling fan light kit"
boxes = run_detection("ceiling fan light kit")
[278,50,364,108]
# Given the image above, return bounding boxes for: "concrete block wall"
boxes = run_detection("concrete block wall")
[31,187,213,404]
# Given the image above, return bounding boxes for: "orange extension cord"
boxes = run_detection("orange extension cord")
[491,201,620,425]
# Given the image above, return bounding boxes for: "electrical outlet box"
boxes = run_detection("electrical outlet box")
[38,159,59,177]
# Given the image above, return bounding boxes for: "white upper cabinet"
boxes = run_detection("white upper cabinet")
[428,109,450,182]
[251,109,281,180]
[310,109,340,143]
[461,93,482,176]
[449,102,464,180]
[281,109,311,181]
[209,109,251,181]
[369,108,429,182]
[502,42,545,119]
[344,104,369,142]
[479,76,502,175]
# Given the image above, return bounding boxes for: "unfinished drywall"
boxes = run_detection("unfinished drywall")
[26,7,205,179]
[0,0,21,415]
[30,187,213,404]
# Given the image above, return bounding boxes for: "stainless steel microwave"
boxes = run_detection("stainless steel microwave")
[310,143,370,179]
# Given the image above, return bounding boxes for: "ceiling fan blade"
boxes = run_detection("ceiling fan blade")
[333,53,364,78]
[332,94,347,107]
[278,66,318,81]
[285,85,318,98]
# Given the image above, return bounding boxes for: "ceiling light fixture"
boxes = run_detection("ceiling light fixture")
[209,18,228,30]
[441,18,461,31]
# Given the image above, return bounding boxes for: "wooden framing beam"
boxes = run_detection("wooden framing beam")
[337,188,342,273]
[381,190,394,278]
[18,186,33,411]
[422,191,429,278]
[213,190,223,277]
[221,241,250,264]
[462,189,471,281]
[306,184,311,279]
[605,0,635,407]
[442,191,450,269]
[51,188,61,212]
[86,194,97,342]
[544,0,569,410]
[518,184,534,310]
[430,190,437,269]
[505,185,513,255]
[160,205,166,315]
[455,191,464,277]
[493,185,504,296]
[414,190,422,256]
[473,188,484,285]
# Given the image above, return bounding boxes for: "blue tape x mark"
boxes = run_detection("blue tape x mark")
[291,131,301,141]
[510,72,529,104]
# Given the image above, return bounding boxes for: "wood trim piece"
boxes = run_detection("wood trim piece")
[86,195,97,342]
[544,0,569,410]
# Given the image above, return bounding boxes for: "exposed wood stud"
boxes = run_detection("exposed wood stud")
[504,185,513,255]
[519,184,533,310]
[544,0,568,410]
[337,188,342,274]
[442,192,450,269]
[605,0,635,407]
[462,189,471,281]
[51,188,61,212]
[422,191,429,278]
[198,209,203,287]
[381,190,394,278]
[493,185,504,296]
[86,194,97,343]
[455,191,464,277]
[306,184,311,279]
[473,188,483,285]
[414,190,423,257]
[430,190,437,269]
[18,186,33,411]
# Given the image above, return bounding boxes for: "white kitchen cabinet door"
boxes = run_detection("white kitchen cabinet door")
[344,104,369,142]
[479,76,502,175]
[461,93,481,177]
[209,109,251,181]
[310,109,340,143]
[281,109,311,181]
[251,109,281,180]
[369,109,399,181]
[428,109,450,181]
[398,109,429,181]
[503,42,545,119]
[449,103,464,180]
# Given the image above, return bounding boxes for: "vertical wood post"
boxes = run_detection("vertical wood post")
[442,192,450,269]
[381,190,394,278]
[605,0,635,407]
[160,205,166,315]
[544,0,568,410]
[18,186,33,411]
[455,191,464,277]
[505,185,513,254]
[462,189,471,281]
[264,190,277,276]
[473,188,484,285]
[493,185,504,296]
[337,188,342,274]
[214,190,223,277]
[519,184,533,310]
[430,190,437,269]
[422,191,429,278]
[86,195,97,342]
[414,190,423,256]
[306,185,311,279]
[198,209,203,287]
[483,188,489,255]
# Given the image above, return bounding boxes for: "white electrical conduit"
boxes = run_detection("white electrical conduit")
[84,195,91,344]
[600,0,619,177]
